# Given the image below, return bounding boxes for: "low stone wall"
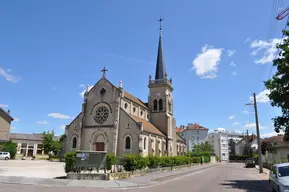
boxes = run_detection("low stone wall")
[108,163,198,180]
[67,172,108,180]
[66,163,202,180]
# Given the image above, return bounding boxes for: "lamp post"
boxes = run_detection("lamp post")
[245,93,263,173]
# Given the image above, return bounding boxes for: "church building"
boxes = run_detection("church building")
[64,21,186,157]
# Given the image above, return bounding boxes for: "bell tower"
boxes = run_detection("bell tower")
[148,18,176,155]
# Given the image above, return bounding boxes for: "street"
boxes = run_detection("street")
[0,163,271,192]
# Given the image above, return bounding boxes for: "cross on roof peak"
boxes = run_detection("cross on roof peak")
[101,67,108,77]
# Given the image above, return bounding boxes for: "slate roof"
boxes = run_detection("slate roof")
[0,107,14,121]
[129,114,165,137]
[155,32,166,80]
[124,91,148,109]
[9,133,60,141]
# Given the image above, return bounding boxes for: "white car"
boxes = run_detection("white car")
[269,162,289,192]
[0,152,10,160]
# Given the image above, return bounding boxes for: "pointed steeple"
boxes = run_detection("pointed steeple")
[155,18,166,80]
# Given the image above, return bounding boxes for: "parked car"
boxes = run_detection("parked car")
[245,158,255,168]
[0,152,10,160]
[269,162,289,192]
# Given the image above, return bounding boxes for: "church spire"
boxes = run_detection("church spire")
[155,17,166,80]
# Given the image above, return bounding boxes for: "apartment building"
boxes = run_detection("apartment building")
[176,123,209,152]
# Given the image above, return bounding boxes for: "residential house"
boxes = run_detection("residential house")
[235,135,257,156]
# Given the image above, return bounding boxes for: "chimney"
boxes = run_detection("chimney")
[7,109,10,115]
[119,80,123,89]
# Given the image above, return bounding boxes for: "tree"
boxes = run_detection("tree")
[228,139,236,156]
[2,141,17,159]
[42,130,55,154]
[42,130,63,157]
[265,23,289,141]
[193,142,214,154]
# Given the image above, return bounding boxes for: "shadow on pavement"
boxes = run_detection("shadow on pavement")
[221,180,271,192]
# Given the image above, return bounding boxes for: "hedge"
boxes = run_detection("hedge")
[64,152,211,173]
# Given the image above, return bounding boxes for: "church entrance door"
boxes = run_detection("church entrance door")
[96,142,105,151]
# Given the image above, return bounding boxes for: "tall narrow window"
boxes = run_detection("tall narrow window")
[125,136,131,150]
[153,100,158,111]
[72,137,77,149]
[144,137,146,150]
[159,99,163,111]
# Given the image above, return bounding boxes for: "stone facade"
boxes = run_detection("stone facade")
[0,107,13,142]
[65,25,186,157]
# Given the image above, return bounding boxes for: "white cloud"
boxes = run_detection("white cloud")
[36,121,49,125]
[48,113,71,119]
[192,45,223,79]
[60,125,66,129]
[261,131,284,138]
[0,104,8,108]
[228,116,235,120]
[232,122,240,125]
[250,38,281,64]
[11,126,16,130]
[79,84,86,88]
[80,85,93,98]
[0,68,21,83]
[227,50,236,57]
[250,89,270,103]
[216,128,226,132]
[230,61,236,67]
[244,123,267,130]
[14,117,20,122]
[232,72,237,76]
[242,110,252,114]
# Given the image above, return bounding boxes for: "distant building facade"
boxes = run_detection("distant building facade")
[0,107,13,142]
[206,130,229,161]
[9,133,60,156]
[176,124,209,152]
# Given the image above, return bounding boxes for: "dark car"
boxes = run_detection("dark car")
[245,158,255,168]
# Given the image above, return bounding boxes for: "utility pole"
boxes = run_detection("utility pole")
[253,93,263,173]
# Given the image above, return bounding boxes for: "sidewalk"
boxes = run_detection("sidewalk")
[255,165,270,181]
[0,163,217,188]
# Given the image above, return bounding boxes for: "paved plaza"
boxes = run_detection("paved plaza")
[0,163,271,192]
[0,160,65,178]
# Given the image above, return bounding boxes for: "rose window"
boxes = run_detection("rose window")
[94,106,109,124]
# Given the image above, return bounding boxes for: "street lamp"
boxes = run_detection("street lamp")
[245,93,263,173]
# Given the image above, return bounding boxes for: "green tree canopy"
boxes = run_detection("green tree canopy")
[42,130,63,155]
[265,23,289,141]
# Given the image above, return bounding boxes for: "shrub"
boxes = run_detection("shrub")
[229,155,250,161]
[203,156,210,163]
[122,155,140,172]
[159,156,173,168]
[64,151,76,173]
[136,155,148,170]
[106,154,117,172]
[2,141,17,159]
[191,157,201,163]
[147,156,160,169]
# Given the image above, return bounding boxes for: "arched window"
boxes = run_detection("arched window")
[124,103,128,109]
[144,137,146,150]
[153,100,158,111]
[72,137,77,149]
[159,99,163,111]
[125,136,131,150]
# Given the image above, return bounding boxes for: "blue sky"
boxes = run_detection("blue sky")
[0,0,286,137]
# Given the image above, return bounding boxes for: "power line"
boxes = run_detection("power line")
[267,15,289,81]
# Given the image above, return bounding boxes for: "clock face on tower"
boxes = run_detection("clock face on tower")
[156,93,161,97]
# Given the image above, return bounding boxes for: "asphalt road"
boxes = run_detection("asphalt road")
[0,163,271,192]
